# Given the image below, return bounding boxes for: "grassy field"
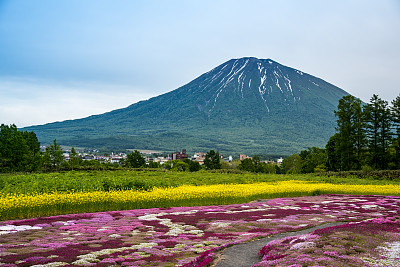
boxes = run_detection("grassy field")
[2,170,399,194]
[1,170,400,221]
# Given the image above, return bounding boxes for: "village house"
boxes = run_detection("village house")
[172,149,189,161]
[149,157,170,164]
[239,154,252,161]
[192,152,206,164]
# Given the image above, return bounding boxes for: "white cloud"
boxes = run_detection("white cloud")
[0,78,155,128]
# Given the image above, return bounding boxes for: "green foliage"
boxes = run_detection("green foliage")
[163,160,189,172]
[281,154,302,174]
[68,147,82,170]
[2,170,400,196]
[334,95,366,170]
[237,156,276,174]
[204,150,221,170]
[0,124,42,172]
[126,150,145,168]
[183,159,201,172]
[364,94,392,170]
[146,161,161,169]
[316,169,400,181]
[325,133,340,172]
[324,94,399,172]
[238,158,255,172]
[391,95,400,169]
[299,147,327,173]
[43,139,64,171]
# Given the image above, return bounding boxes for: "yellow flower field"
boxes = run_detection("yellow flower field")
[1,180,400,221]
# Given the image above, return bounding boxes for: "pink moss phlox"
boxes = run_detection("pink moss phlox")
[2,194,400,266]
[181,248,218,267]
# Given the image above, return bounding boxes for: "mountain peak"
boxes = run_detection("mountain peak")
[190,57,323,114]
[25,58,350,155]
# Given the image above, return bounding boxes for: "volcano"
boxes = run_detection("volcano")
[25,57,349,155]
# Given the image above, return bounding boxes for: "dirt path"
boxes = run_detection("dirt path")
[212,222,347,267]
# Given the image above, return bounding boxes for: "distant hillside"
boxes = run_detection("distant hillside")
[25,57,349,155]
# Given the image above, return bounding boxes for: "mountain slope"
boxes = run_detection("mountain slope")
[25,57,349,155]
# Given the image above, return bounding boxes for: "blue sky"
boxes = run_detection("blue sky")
[1,0,399,127]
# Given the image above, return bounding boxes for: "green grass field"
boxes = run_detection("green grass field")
[1,170,398,195]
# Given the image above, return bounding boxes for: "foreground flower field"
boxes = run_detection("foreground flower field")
[1,194,399,266]
[256,217,400,267]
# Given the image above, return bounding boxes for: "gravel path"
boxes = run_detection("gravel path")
[213,222,347,267]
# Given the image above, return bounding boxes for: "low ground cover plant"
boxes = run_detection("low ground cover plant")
[256,217,400,266]
[0,194,399,266]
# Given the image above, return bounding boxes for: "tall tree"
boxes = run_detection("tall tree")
[325,133,340,172]
[204,150,221,170]
[391,95,400,168]
[69,147,82,170]
[21,130,42,171]
[364,94,392,169]
[45,139,64,171]
[334,95,365,170]
[0,124,41,172]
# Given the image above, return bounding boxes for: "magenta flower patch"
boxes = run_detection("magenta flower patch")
[1,194,399,266]
[255,216,400,266]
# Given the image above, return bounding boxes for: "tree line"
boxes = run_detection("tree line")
[0,125,223,173]
[118,149,221,172]
[0,125,79,172]
[280,94,400,173]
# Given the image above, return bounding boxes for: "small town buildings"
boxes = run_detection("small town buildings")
[83,155,95,160]
[239,154,252,161]
[149,157,170,164]
[172,149,189,161]
[192,152,206,164]
[109,156,123,164]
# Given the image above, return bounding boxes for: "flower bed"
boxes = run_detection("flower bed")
[255,217,400,266]
[0,194,399,266]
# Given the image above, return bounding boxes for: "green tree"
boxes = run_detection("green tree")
[281,154,302,174]
[364,94,392,169]
[183,159,201,172]
[325,133,340,172]
[147,161,161,168]
[238,158,255,172]
[0,124,41,172]
[163,160,189,171]
[21,130,42,171]
[126,150,146,168]
[391,95,400,168]
[334,95,366,170]
[69,147,82,170]
[251,156,266,173]
[45,139,64,171]
[0,124,27,172]
[265,163,277,174]
[237,156,275,173]
[204,150,221,170]
[299,147,327,173]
